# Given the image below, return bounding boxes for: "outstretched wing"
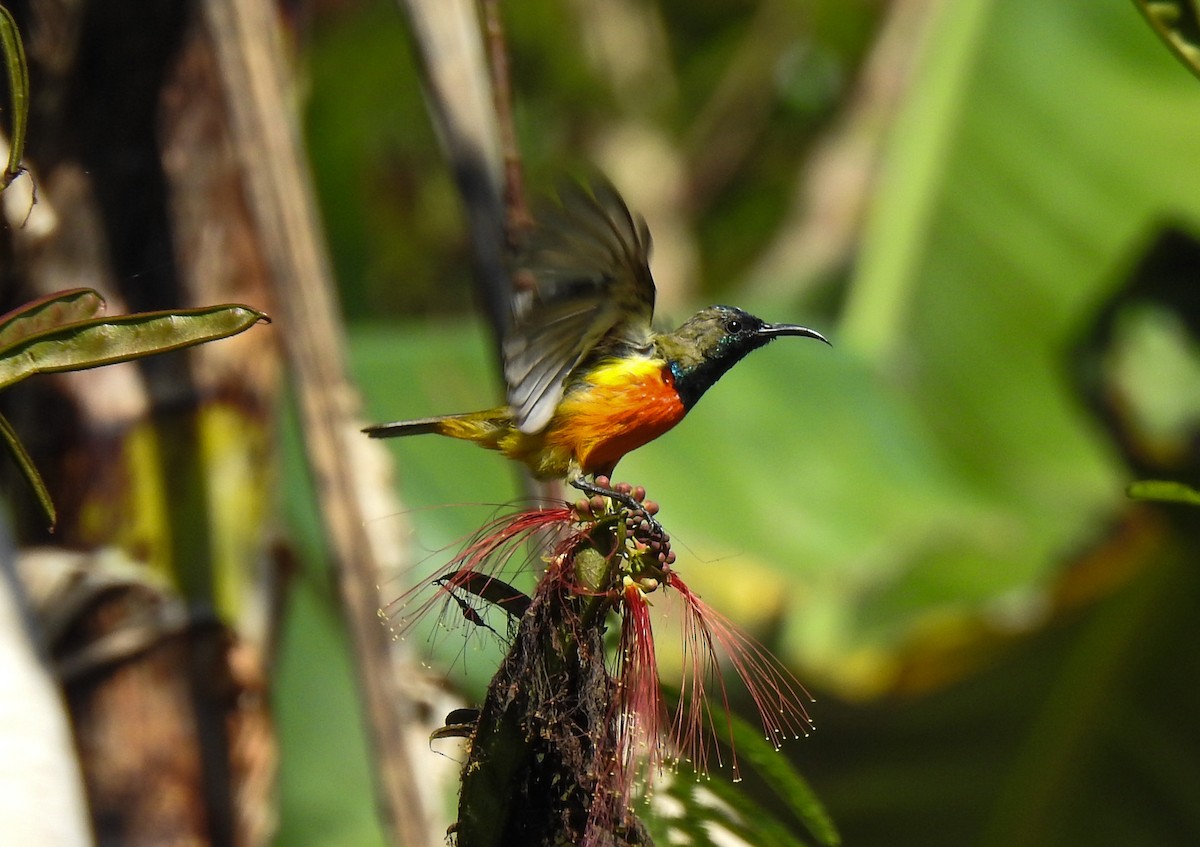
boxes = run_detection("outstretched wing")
[504,178,657,434]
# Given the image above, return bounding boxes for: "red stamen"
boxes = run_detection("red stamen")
[613,580,667,802]
[382,505,577,640]
[664,571,814,781]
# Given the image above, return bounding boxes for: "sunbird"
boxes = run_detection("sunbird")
[365,179,828,494]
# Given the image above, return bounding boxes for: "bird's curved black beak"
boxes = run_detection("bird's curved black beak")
[757,323,831,345]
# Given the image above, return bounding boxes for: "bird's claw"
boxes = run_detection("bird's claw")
[570,476,672,563]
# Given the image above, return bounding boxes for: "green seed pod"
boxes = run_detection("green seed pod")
[574,545,610,594]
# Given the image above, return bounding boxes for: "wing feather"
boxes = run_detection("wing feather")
[504,178,656,434]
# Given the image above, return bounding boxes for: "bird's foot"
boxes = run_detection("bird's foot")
[570,476,673,567]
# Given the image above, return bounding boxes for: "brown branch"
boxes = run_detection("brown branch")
[201,2,429,845]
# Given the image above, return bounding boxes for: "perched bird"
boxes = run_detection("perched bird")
[364,179,828,494]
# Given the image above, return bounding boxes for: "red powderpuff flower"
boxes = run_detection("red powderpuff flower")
[394,498,813,845]
[662,570,814,779]
[609,577,668,808]
[612,567,813,794]
[381,503,578,643]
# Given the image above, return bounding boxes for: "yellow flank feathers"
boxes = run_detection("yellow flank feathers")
[579,357,665,388]
[416,357,684,481]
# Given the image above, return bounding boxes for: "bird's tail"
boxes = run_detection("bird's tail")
[363,415,455,439]
[362,409,512,445]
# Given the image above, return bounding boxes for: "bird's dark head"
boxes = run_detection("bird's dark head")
[658,305,829,408]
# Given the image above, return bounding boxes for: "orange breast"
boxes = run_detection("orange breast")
[544,358,687,475]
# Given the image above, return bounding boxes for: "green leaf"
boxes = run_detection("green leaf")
[1127,479,1200,507]
[1134,0,1200,79]
[0,288,106,350]
[0,409,54,528]
[0,4,30,189]
[653,773,811,847]
[0,304,269,391]
[771,0,1200,680]
[797,542,1200,847]
[716,707,840,847]
[643,688,838,847]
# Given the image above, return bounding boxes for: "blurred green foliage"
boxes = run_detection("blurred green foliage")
[279,0,1200,845]
[303,0,878,319]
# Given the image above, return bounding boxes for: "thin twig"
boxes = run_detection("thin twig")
[399,0,510,357]
[480,0,531,241]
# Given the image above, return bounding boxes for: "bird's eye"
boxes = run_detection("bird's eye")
[725,319,743,334]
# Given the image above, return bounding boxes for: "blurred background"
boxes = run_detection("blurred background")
[3,0,1198,845]
[285,0,1200,844]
